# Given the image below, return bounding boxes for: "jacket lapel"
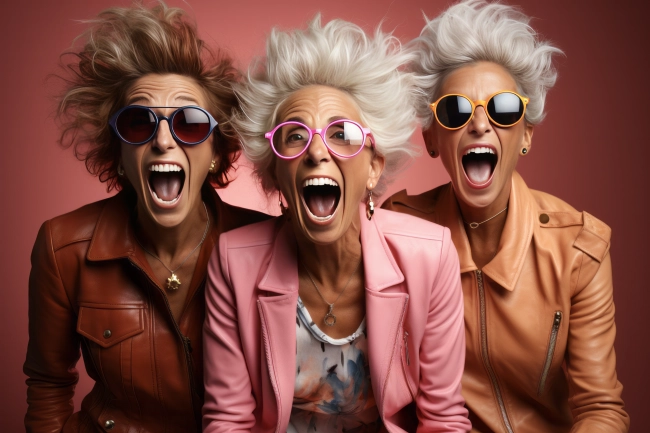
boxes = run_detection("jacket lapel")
[257,221,298,431]
[359,204,410,418]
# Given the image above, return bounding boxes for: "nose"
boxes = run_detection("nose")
[468,105,492,135]
[151,118,177,152]
[304,131,331,165]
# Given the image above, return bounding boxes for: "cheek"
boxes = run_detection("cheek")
[274,161,297,200]
[120,144,144,185]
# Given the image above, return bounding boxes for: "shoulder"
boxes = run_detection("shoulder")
[44,195,118,252]
[219,217,281,250]
[374,207,447,242]
[381,185,448,218]
[530,189,611,262]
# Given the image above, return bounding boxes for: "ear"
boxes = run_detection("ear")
[422,124,439,157]
[367,152,385,190]
[523,122,534,151]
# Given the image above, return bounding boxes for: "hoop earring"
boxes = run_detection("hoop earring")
[366,189,375,221]
[428,150,437,158]
[117,163,125,176]
[278,191,288,216]
[209,160,217,173]
[520,147,528,156]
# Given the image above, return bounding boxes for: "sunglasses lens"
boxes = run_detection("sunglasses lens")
[116,107,156,144]
[436,95,473,129]
[325,121,365,156]
[274,122,310,157]
[487,92,524,126]
[172,107,212,144]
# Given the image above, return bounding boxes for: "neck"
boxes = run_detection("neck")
[294,217,363,289]
[135,200,210,265]
[456,181,511,269]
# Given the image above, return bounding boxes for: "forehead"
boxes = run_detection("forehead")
[440,61,518,98]
[277,85,362,125]
[126,73,207,106]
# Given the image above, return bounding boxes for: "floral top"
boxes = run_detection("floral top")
[288,297,383,433]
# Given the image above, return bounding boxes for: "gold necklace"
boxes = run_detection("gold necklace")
[463,205,508,229]
[136,202,210,290]
[302,259,362,327]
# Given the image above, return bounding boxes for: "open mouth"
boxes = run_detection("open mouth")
[300,177,341,221]
[462,146,497,187]
[148,163,186,206]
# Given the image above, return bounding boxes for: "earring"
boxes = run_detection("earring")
[117,163,125,176]
[366,189,375,221]
[428,150,437,158]
[209,160,217,173]
[278,191,288,216]
[520,148,528,155]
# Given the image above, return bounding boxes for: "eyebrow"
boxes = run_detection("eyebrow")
[127,95,200,106]
[281,115,348,126]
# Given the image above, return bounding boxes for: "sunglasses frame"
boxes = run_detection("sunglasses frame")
[264,119,375,160]
[109,105,218,146]
[429,91,530,130]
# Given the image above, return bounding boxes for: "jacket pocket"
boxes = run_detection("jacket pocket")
[401,330,416,401]
[77,304,145,348]
[537,311,562,396]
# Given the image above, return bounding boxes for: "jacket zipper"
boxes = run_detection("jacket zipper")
[476,270,514,433]
[257,300,282,433]
[537,311,562,396]
[401,330,416,401]
[382,295,414,413]
[130,260,201,433]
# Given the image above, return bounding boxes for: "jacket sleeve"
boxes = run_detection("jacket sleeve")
[203,235,256,432]
[416,228,471,432]
[568,250,630,432]
[24,221,81,433]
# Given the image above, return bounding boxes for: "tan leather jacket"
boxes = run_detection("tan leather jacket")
[24,188,268,433]
[383,172,629,433]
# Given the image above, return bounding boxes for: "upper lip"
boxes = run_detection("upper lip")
[461,144,498,157]
[147,161,184,172]
[301,176,340,188]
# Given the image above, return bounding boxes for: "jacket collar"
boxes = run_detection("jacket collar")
[258,204,405,295]
[395,172,536,291]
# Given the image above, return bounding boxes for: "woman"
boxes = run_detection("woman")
[23,3,267,432]
[383,1,629,431]
[202,17,471,433]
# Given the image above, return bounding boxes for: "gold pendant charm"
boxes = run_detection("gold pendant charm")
[323,304,337,327]
[166,273,181,290]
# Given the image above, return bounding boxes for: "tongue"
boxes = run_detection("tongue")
[464,159,492,185]
[306,194,337,218]
[150,172,182,201]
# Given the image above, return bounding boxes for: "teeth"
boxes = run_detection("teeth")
[302,178,339,188]
[464,147,495,156]
[149,164,183,172]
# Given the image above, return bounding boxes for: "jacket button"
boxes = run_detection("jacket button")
[104,419,115,430]
[539,213,550,224]
[103,330,112,338]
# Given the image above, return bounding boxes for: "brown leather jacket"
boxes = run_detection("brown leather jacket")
[24,188,268,433]
[383,172,629,433]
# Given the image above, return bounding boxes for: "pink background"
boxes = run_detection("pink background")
[2,0,648,430]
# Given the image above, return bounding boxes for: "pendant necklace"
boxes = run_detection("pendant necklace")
[302,259,362,327]
[463,205,508,229]
[136,202,210,290]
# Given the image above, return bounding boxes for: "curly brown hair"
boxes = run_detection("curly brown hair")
[56,1,241,191]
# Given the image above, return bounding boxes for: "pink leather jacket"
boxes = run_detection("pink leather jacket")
[203,205,471,432]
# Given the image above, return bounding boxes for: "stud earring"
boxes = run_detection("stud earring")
[428,150,437,158]
[117,163,124,176]
[209,160,217,173]
[366,188,375,221]
[520,148,528,155]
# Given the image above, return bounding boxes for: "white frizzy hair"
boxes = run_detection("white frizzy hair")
[414,0,563,127]
[233,15,420,197]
